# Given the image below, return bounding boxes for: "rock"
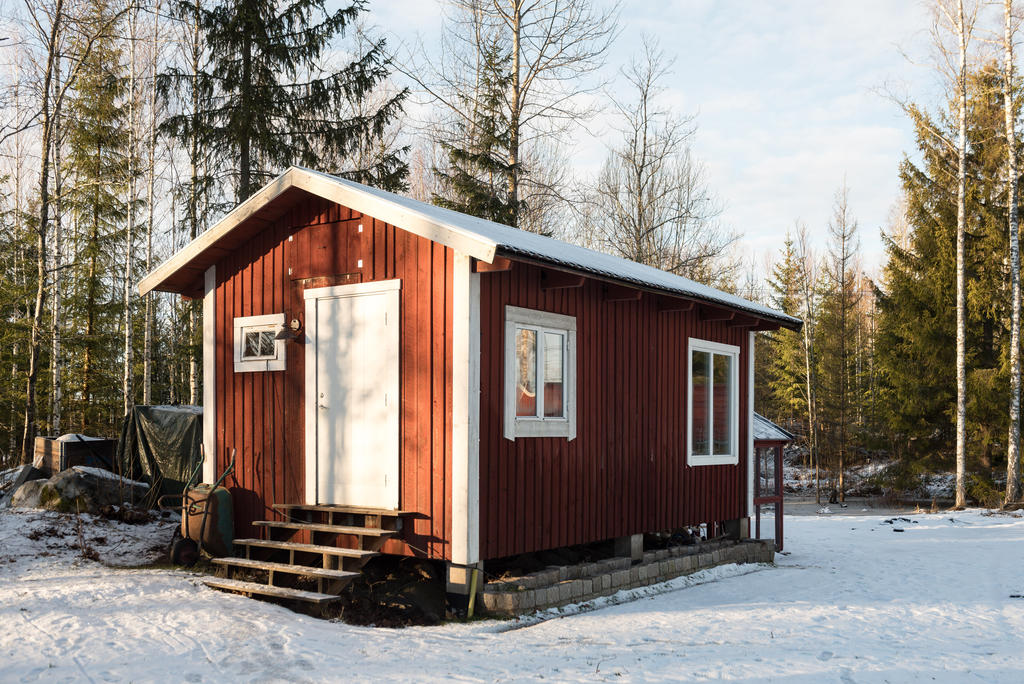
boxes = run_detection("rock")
[0,465,47,507]
[11,466,150,514]
[10,479,48,509]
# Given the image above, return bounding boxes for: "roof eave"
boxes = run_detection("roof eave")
[137,167,499,297]
[493,247,804,331]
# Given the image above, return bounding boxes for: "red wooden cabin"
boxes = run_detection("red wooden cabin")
[140,167,801,602]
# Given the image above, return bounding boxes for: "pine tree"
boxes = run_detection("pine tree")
[816,185,861,502]
[764,233,807,426]
[63,0,130,433]
[160,0,408,202]
[433,40,520,225]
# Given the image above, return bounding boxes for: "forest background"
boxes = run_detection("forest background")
[1,0,1021,508]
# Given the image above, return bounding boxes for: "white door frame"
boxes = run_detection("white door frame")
[303,279,401,506]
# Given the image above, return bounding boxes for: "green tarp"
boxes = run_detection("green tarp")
[117,405,203,498]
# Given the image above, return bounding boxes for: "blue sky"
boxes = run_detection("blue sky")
[369,0,940,275]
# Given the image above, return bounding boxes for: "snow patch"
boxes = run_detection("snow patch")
[55,433,105,442]
[70,465,150,489]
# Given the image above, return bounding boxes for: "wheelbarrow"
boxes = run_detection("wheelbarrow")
[158,449,235,566]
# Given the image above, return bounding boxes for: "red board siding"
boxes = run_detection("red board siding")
[213,195,453,559]
[478,262,749,560]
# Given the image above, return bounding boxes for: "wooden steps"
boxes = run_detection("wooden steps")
[254,520,397,537]
[211,557,360,581]
[273,503,412,516]
[234,538,378,561]
[201,503,406,610]
[202,577,340,605]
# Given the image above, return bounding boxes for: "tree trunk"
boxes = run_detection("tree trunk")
[238,30,252,200]
[21,1,64,463]
[507,1,521,227]
[1005,0,1022,504]
[797,230,819,505]
[188,0,201,406]
[955,0,969,509]
[50,53,64,436]
[122,3,138,418]
[143,1,161,406]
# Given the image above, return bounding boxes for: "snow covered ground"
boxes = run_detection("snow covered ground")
[2,507,1024,683]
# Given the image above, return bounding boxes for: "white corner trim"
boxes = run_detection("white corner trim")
[232,313,286,372]
[503,306,577,441]
[686,337,741,467]
[304,295,318,505]
[202,266,216,484]
[747,331,755,518]
[452,252,480,565]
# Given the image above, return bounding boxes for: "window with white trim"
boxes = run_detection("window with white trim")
[687,338,739,465]
[504,306,576,440]
[233,313,286,372]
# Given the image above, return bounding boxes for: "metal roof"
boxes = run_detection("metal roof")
[753,413,796,442]
[138,167,802,330]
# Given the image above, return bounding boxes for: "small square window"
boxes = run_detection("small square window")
[242,330,276,359]
[233,314,286,372]
[504,306,576,440]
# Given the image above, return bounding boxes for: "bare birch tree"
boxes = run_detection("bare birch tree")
[121,0,139,417]
[402,0,619,233]
[1003,0,1022,504]
[795,223,821,504]
[142,0,162,406]
[49,50,65,435]
[943,0,974,509]
[579,38,734,283]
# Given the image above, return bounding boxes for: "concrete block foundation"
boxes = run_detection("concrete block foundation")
[480,539,775,617]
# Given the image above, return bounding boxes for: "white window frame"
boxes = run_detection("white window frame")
[233,313,287,372]
[687,337,740,466]
[503,305,576,440]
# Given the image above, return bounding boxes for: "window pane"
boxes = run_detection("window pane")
[692,350,710,455]
[243,331,261,358]
[758,447,775,497]
[543,332,564,417]
[713,353,733,455]
[259,331,276,357]
[515,328,537,416]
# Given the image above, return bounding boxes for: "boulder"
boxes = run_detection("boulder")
[11,466,150,514]
[0,465,47,507]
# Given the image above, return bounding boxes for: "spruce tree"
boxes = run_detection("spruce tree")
[160,0,408,202]
[816,186,861,502]
[63,0,130,433]
[764,234,807,426]
[877,63,1013,476]
[433,41,520,226]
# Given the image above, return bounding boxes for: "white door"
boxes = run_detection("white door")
[304,280,400,508]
